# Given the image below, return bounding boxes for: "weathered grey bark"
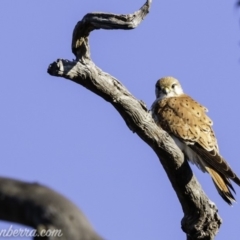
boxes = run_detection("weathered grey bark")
[47,0,222,239]
[0,177,103,240]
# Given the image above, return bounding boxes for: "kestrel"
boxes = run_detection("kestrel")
[151,76,240,204]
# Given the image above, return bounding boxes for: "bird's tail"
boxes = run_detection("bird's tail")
[206,166,236,205]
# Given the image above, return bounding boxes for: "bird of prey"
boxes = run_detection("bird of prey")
[151,76,240,204]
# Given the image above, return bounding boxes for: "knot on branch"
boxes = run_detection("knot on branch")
[181,201,222,240]
[72,21,92,59]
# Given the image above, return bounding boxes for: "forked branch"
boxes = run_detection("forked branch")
[48,1,222,239]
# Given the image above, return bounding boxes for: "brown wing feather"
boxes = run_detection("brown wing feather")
[153,94,218,151]
[191,143,240,186]
[152,94,240,187]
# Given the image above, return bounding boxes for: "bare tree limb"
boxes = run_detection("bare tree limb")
[72,0,152,59]
[0,177,103,240]
[48,1,222,239]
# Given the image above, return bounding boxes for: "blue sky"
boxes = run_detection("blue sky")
[0,0,240,239]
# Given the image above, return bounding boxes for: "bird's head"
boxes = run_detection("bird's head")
[155,76,184,99]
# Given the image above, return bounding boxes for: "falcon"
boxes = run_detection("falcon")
[151,76,240,204]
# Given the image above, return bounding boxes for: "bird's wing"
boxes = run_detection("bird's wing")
[191,143,240,186]
[153,94,218,151]
[152,94,240,204]
[152,94,240,185]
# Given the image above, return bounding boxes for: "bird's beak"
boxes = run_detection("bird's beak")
[162,87,170,94]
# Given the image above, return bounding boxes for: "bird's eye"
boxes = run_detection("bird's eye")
[171,84,176,89]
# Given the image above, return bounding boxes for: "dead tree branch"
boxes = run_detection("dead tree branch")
[47,1,222,239]
[72,0,152,59]
[0,177,103,240]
